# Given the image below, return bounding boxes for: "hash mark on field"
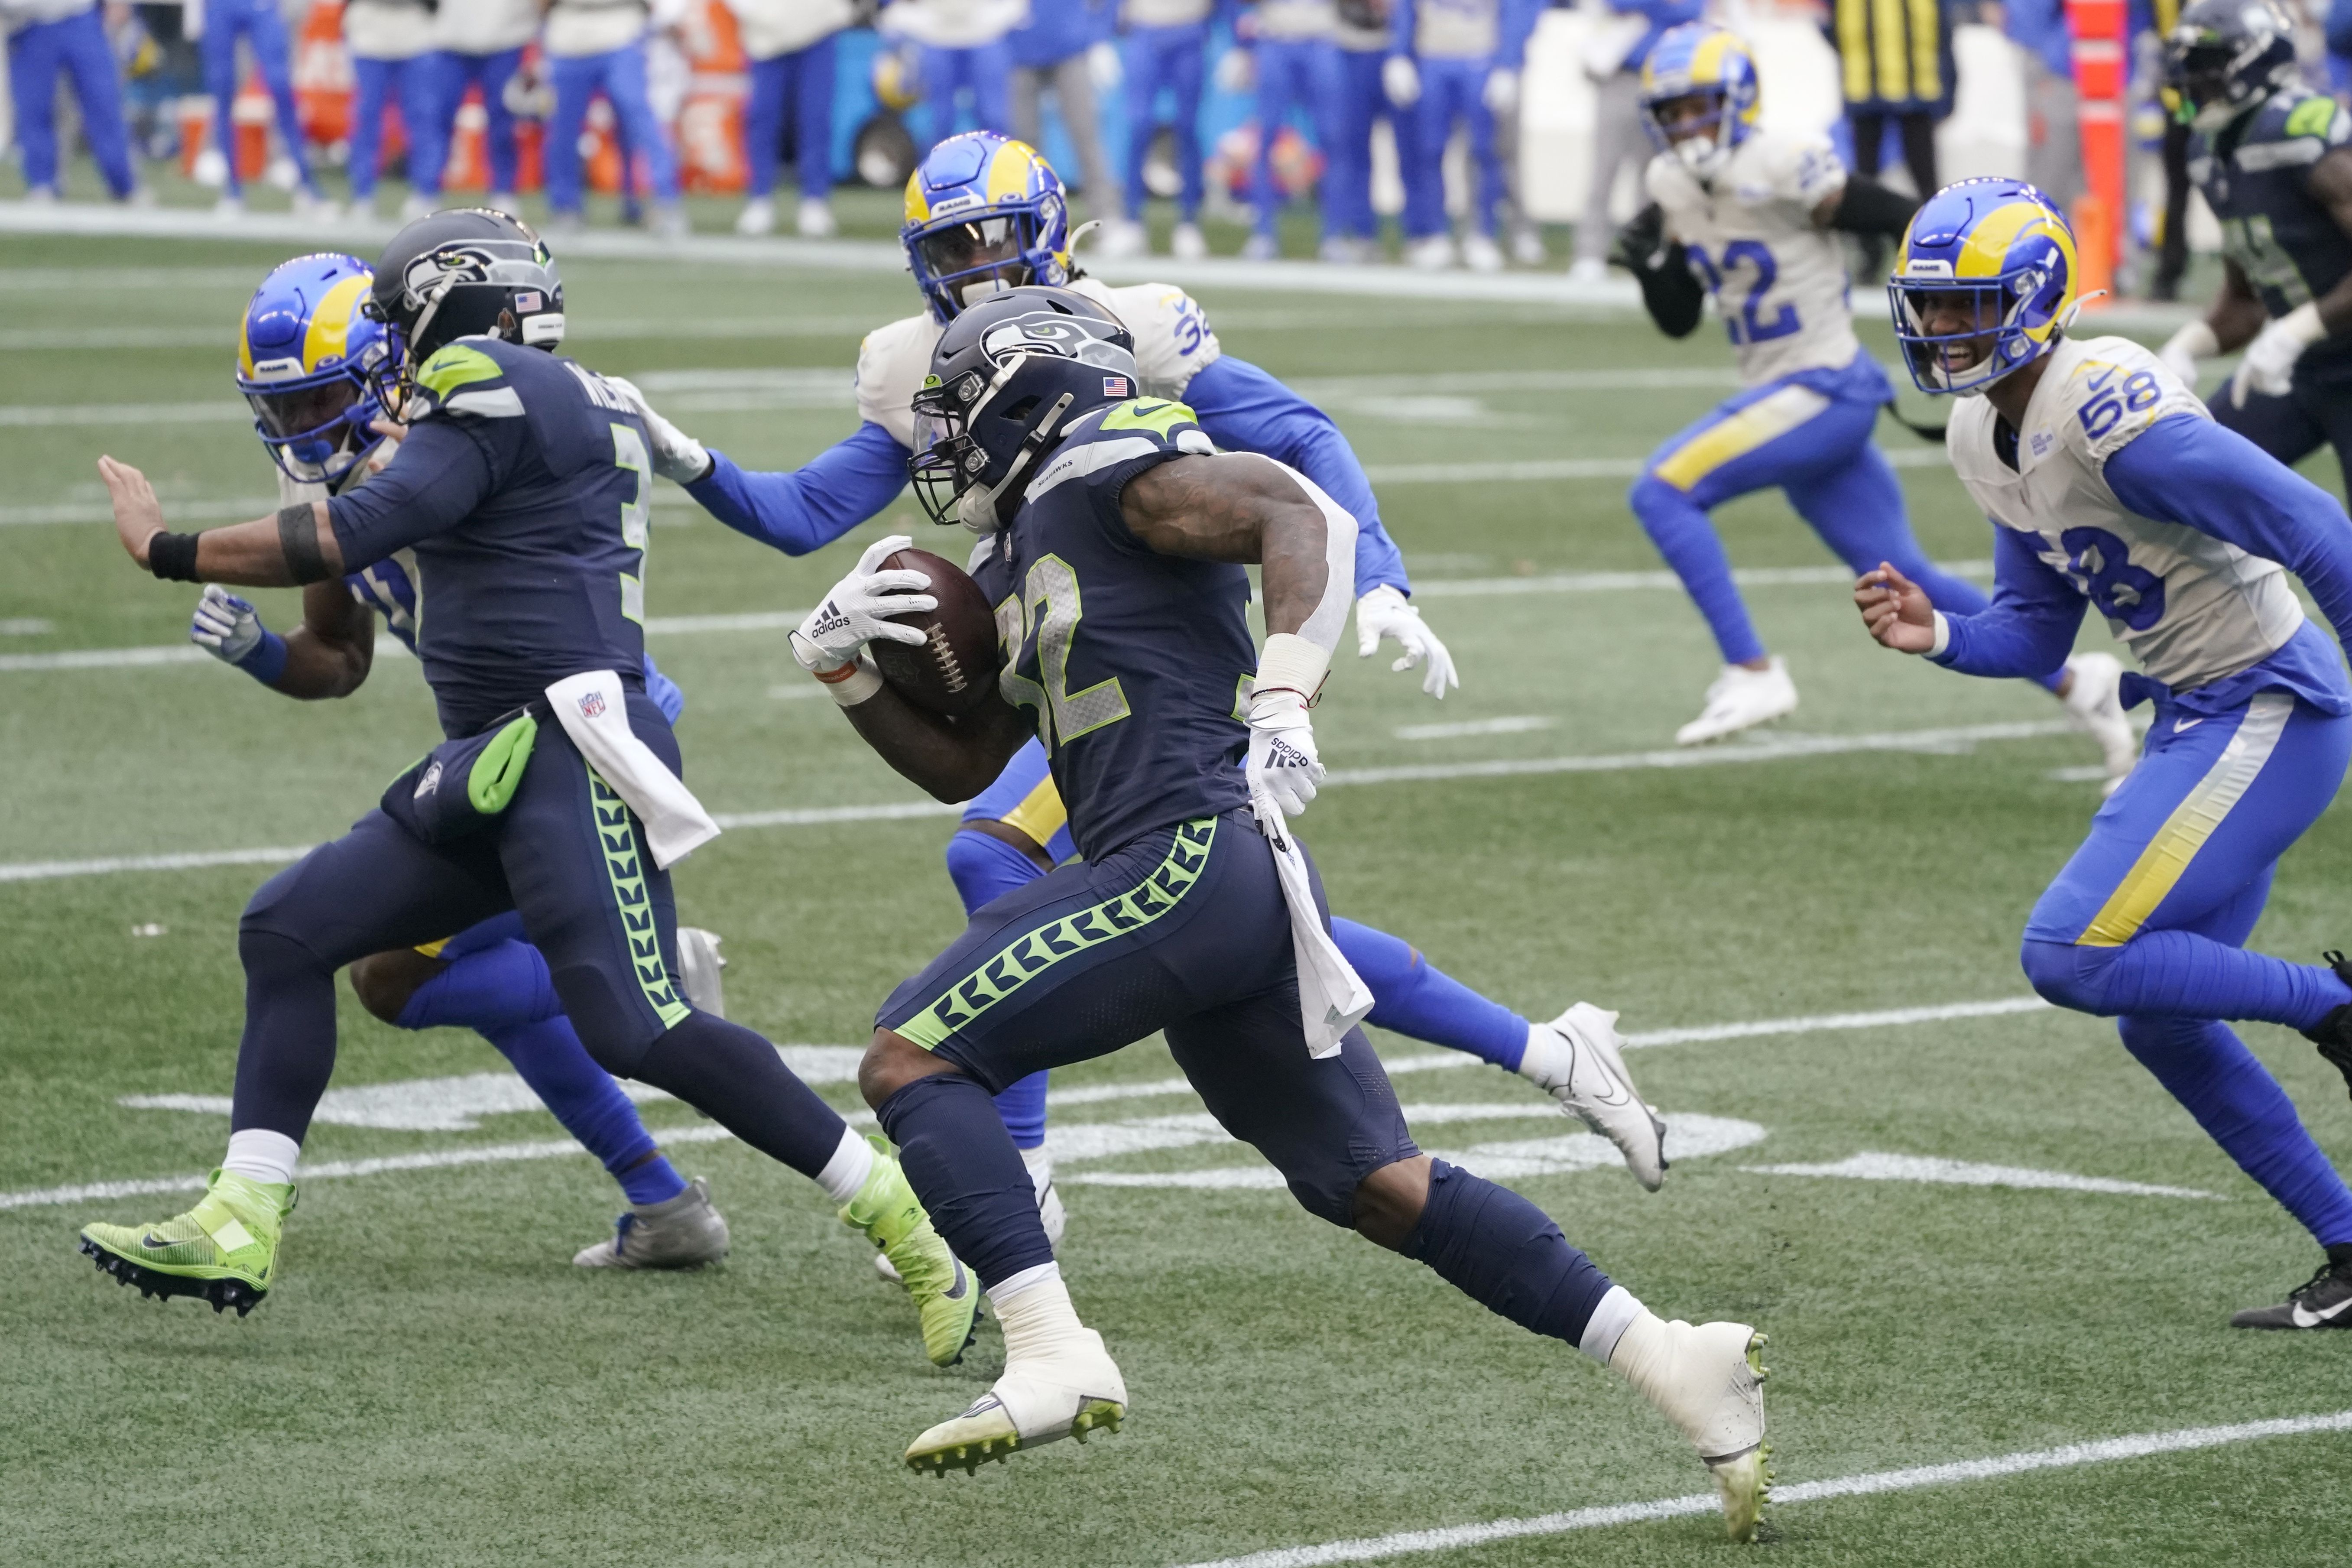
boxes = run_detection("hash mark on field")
[1392,716,1553,740]
[1176,1410,2352,1567]
[1744,1151,2222,1199]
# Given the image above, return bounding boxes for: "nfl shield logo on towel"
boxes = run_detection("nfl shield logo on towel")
[1103,376,1130,398]
[578,691,606,720]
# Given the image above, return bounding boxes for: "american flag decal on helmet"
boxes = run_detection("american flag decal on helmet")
[1103,376,1131,398]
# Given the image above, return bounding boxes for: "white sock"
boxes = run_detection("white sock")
[814,1126,875,1204]
[1580,1283,1645,1365]
[1019,1144,1054,1192]
[988,1262,1085,1360]
[221,1129,300,1188]
[1516,1019,1564,1086]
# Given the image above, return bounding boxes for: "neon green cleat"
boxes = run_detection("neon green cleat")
[839,1136,979,1367]
[78,1169,295,1317]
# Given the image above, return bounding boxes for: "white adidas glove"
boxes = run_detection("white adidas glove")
[788,534,934,672]
[1247,687,1324,818]
[2230,302,2325,408]
[602,374,712,484]
[1088,39,1122,89]
[1384,54,1421,107]
[1483,66,1519,114]
[2158,319,2218,388]
[191,584,265,666]
[1355,584,1459,699]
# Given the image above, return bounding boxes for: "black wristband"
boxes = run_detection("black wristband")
[278,504,329,585]
[147,531,201,581]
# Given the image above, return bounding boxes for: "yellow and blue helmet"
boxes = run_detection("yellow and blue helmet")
[901,132,1073,325]
[236,252,391,485]
[1639,24,1762,176]
[1888,178,2080,396]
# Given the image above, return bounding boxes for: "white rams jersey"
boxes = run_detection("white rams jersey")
[1646,131,1859,386]
[1946,334,2303,692]
[853,276,1223,449]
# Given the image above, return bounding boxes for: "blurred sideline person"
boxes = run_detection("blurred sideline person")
[2157,0,2352,495]
[1121,0,1218,259]
[1245,0,1337,260]
[1869,177,2352,1330]
[5,0,141,203]
[727,0,853,236]
[543,0,689,237]
[195,251,731,1269]
[1830,0,1950,199]
[1009,0,1131,249]
[81,213,979,1366]
[1385,0,1539,271]
[1615,24,2135,772]
[1324,0,1392,262]
[420,0,541,214]
[342,0,439,221]
[192,0,326,215]
[614,136,1677,1242]
[1569,0,1700,283]
[880,0,1021,153]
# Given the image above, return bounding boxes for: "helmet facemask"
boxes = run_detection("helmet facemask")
[910,356,1077,534]
[1889,273,2058,394]
[909,211,1056,318]
[246,365,386,484]
[1644,87,1739,177]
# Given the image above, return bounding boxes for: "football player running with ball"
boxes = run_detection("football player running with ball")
[79,213,980,1367]
[620,130,1670,1234]
[1865,179,2352,1330]
[1618,24,2137,779]
[798,288,1771,1538]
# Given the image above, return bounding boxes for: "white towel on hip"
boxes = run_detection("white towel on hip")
[546,670,720,870]
[1251,790,1374,1058]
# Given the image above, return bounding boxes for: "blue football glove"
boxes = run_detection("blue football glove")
[191,584,288,685]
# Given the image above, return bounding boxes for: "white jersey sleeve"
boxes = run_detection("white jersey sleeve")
[853,312,946,451]
[1067,277,1223,398]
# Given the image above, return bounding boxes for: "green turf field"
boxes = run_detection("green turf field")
[4,225,2351,1567]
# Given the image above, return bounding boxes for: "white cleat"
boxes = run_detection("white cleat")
[1171,221,1208,260]
[1566,256,1609,285]
[1518,1003,1666,1189]
[398,191,435,223]
[1241,231,1280,261]
[1512,229,1547,266]
[1612,1315,1771,1542]
[1675,657,1798,746]
[486,192,521,218]
[651,204,690,241]
[876,1146,1062,1282]
[1406,233,1457,270]
[572,1176,731,1269]
[904,1325,1127,1475]
[675,925,727,1017]
[2059,650,2139,795]
[796,197,838,238]
[1097,218,1148,258]
[211,193,244,220]
[735,196,775,235]
[1461,231,1505,272]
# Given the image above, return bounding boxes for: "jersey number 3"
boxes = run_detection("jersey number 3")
[614,423,651,623]
[1687,240,1800,346]
[996,554,1131,752]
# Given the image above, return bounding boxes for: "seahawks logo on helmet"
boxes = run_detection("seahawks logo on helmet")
[977,313,1135,371]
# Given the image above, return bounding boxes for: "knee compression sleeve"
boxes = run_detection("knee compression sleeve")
[879,1071,1056,1289]
[396,938,560,1032]
[1405,1159,1615,1346]
[230,924,341,1141]
[1336,918,1528,1070]
[1628,473,1766,667]
[2022,935,2352,1028]
[632,1013,845,1179]
[944,827,1046,918]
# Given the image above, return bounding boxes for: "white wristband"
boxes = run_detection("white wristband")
[1255,631,1332,703]
[1925,611,1950,659]
[815,652,883,706]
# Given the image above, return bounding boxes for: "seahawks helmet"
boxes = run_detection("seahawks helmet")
[2165,0,2299,133]
[360,208,564,410]
[237,252,391,485]
[908,287,1142,533]
[1639,24,1763,177]
[1888,178,2080,395]
[901,132,1074,324]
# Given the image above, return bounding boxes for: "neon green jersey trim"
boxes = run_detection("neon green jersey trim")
[897,817,1217,1049]
[417,344,506,402]
[1099,398,1198,438]
[2286,96,2337,140]
[587,762,691,1029]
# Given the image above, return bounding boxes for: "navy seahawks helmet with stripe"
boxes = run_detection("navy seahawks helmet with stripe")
[360,208,564,411]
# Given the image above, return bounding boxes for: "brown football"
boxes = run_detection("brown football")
[869,546,1002,714]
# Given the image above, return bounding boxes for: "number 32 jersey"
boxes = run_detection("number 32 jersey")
[1946,334,2305,692]
[1647,130,1861,386]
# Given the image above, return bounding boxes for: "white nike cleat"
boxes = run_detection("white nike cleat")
[1566,256,1609,284]
[1512,229,1547,266]
[1406,233,1457,270]
[1098,218,1148,258]
[1171,221,1208,260]
[2059,651,2138,795]
[796,197,838,238]
[735,196,776,236]
[398,191,435,223]
[1675,657,1797,746]
[1461,231,1505,272]
[1241,231,1280,261]
[905,1323,1126,1475]
[1610,1312,1770,1542]
[1518,1004,1666,1190]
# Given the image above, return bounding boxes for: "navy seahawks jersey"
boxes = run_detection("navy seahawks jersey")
[973,397,1254,860]
[2192,88,2352,371]
[326,335,660,738]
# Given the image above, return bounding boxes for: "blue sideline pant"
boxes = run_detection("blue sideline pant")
[1124,21,1207,220]
[1324,45,1388,240]
[545,43,679,214]
[201,0,310,197]
[746,35,835,198]
[7,7,135,196]
[347,54,438,200]
[418,46,525,196]
[1252,35,1337,237]
[1403,54,1500,238]
[915,38,1012,151]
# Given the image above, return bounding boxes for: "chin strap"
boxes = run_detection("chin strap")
[1879,398,1947,443]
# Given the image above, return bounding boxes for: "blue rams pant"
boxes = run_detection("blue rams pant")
[417,47,526,196]
[915,39,1013,152]
[201,0,310,197]
[1124,21,1207,221]
[347,54,440,200]
[545,43,680,213]
[882,810,1420,1226]
[1324,45,1389,240]
[7,7,135,197]
[2209,354,2352,504]
[1403,54,1500,239]
[746,34,836,199]
[1252,36,1338,237]
[1631,372,2008,669]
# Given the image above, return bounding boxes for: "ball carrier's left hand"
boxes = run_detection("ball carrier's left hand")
[100,454,344,588]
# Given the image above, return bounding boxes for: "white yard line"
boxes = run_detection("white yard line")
[1365,446,1952,485]
[1176,1411,2352,1568]
[1743,1151,2221,1200]
[0,721,2076,883]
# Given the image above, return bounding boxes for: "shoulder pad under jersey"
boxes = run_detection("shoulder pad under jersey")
[2047,336,2209,469]
[854,313,943,450]
[1067,277,1223,397]
[2239,89,2352,169]
[409,335,532,422]
[1741,130,1845,208]
[1023,398,1216,503]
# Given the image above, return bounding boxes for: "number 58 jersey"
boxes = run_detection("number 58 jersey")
[1647,130,1862,386]
[1945,334,2305,692]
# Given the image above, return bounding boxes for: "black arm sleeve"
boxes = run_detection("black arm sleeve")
[1829,175,1919,240]
[326,419,498,569]
[1610,203,1705,338]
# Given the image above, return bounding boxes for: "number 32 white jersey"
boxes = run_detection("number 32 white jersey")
[1945,334,2303,692]
[853,277,1223,450]
[1646,131,1861,386]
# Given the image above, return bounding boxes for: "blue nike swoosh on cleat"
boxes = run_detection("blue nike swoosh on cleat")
[140,1234,181,1250]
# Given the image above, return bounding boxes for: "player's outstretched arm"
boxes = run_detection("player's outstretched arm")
[1858,528,2085,675]
[104,457,345,587]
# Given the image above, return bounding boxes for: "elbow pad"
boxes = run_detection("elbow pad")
[1830,175,1919,241]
